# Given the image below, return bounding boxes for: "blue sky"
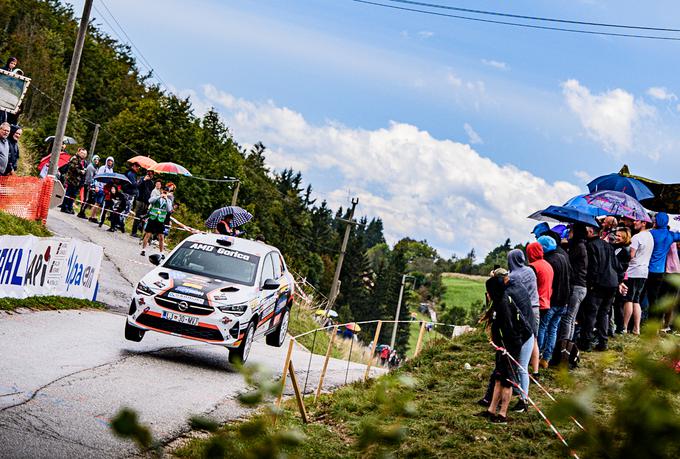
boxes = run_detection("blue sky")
[68,0,680,256]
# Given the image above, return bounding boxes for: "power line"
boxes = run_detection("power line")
[351,0,680,41]
[92,0,171,92]
[385,0,680,33]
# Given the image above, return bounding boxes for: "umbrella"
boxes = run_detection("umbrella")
[151,162,192,176]
[583,190,651,222]
[618,164,680,213]
[540,205,600,227]
[44,135,77,145]
[587,173,654,201]
[37,153,70,172]
[127,155,157,170]
[562,195,609,217]
[377,344,391,351]
[528,193,608,223]
[93,172,131,184]
[345,322,361,332]
[315,309,339,318]
[205,206,253,229]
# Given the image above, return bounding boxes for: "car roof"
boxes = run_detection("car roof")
[180,234,280,258]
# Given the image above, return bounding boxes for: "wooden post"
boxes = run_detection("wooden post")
[276,338,295,408]
[363,321,383,381]
[414,321,426,357]
[314,326,338,402]
[288,360,309,423]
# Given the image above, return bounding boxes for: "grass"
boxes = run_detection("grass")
[0,210,51,236]
[0,295,104,311]
[441,275,486,312]
[174,328,680,458]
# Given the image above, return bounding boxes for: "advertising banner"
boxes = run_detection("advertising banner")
[0,236,102,301]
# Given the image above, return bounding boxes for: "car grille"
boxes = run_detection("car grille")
[137,314,224,341]
[155,296,214,316]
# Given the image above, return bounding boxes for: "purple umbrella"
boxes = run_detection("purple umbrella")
[583,190,651,222]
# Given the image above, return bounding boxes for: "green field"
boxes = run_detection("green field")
[0,210,51,236]
[441,275,487,311]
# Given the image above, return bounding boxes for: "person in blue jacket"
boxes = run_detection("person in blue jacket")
[646,212,680,321]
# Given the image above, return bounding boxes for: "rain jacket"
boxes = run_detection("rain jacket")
[649,213,680,274]
[506,278,535,333]
[539,236,572,307]
[5,126,19,174]
[507,249,539,307]
[487,277,531,359]
[586,235,624,289]
[568,226,588,288]
[64,155,85,187]
[527,242,554,310]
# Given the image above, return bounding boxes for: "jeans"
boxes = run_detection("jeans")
[541,305,566,361]
[131,201,149,235]
[62,185,80,212]
[518,336,534,401]
[558,286,587,341]
[538,308,553,351]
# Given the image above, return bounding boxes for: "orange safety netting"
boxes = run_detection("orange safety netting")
[0,176,54,225]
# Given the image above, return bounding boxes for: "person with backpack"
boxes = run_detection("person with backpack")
[140,187,170,257]
[106,186,127,233]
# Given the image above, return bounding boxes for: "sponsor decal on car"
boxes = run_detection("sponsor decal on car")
[174,285,205,296]
[188,243,252,261]
[168,291,206,304]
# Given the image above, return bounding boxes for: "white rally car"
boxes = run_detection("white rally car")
[125,234,294,363]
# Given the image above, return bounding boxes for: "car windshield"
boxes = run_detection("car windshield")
[164,242,260,286]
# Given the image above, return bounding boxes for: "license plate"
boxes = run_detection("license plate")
[162,310,199,326]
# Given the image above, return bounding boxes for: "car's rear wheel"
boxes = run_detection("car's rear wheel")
[266,308,289,347]
[125,321,145,342]
[229,322,255,364]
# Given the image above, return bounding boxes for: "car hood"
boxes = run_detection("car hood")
[141,267,255,305]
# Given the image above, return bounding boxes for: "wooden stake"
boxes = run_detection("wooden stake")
[363,321,383,381]
[276,338,295,408]
[414,321,426,357]
[314,326,338,402]
[288,360,309,423]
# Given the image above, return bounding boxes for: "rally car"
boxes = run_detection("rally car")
[125,234,294,363]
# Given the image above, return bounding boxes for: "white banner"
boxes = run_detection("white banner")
[0,236,102,301]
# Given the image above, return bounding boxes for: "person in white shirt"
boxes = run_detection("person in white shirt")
[622,220,655,335]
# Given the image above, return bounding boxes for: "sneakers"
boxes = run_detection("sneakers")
[474,410,493,418]
[532,372,540,381]
[511,399,527,413]
[490,414,509,424]
[140,250,146,256]
[594,342,608,352]
[539,359,549,369]
[477,398,491,407]
[89,217,99,223]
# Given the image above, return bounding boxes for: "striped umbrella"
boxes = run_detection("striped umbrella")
[151,162,192,176]
[205,206,253,229]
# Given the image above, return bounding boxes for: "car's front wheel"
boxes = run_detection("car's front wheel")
[266,308,289,347]
[124,321,145,342]
[229,322,255,364]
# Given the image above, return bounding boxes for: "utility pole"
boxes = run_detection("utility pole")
[327,198,359,311]
[87,123,99,162]
[48,0,93,176]
[231,180,241,206]
[390,274,415,349]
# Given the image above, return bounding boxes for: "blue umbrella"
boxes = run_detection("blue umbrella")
[93,172,131,184]
[587,173,654,201]
[538,205,600,227]
[205,206,253,229]
[562,194,609,217]
[583,190,652,222]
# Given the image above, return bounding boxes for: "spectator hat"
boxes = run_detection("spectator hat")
[491,267,509,278]
[531,222,550,237]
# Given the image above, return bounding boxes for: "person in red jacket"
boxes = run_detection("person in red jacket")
[526,242,554,376]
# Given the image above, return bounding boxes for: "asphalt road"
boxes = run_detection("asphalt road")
[0,211,383,458]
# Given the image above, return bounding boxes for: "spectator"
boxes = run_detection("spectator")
[61,147,87,214]
[3,125,21,175]
[107,187,127,233]
[2,57,18,72]
[149,179,162,201]
[140,187,171,257]
[537,235,571,368]
[663,242,680,331]
[612,227,632,334]
[526,241,553,376]
[122,162,141,220]
[89,156,115,222]
[380,346,390,366]
[507,249,540,377]
[0,122,10,176]
[78,155,100,219]
[647,212,680,324]
[579,226,625,352]
[98,183,118,227]
[531,222,550,239]
[622,219,654,335]
[131,170,155,238]
[600,216,619,243]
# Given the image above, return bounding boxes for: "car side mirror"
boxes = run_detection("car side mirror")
[262,278,280,290]
[149,254,163,266]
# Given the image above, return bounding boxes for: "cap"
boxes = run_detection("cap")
[491,267,509,278]
[531,222,550,237]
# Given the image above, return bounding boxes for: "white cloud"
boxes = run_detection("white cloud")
[194,85,580,256]
[562,79,656,154]
[573,170,592,184]
[417,30,434,39]
[481,59,509,71]
[463,123,483,145]
[647,86,677,101]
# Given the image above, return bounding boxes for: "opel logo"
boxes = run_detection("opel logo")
[178,301,189,312]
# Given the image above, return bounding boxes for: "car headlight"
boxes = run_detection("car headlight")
[136,281,154,296]
[218,302,248,315]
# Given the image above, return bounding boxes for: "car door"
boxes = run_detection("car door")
[256,252,277,338]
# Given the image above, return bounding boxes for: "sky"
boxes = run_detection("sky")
[67,0,680,257]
